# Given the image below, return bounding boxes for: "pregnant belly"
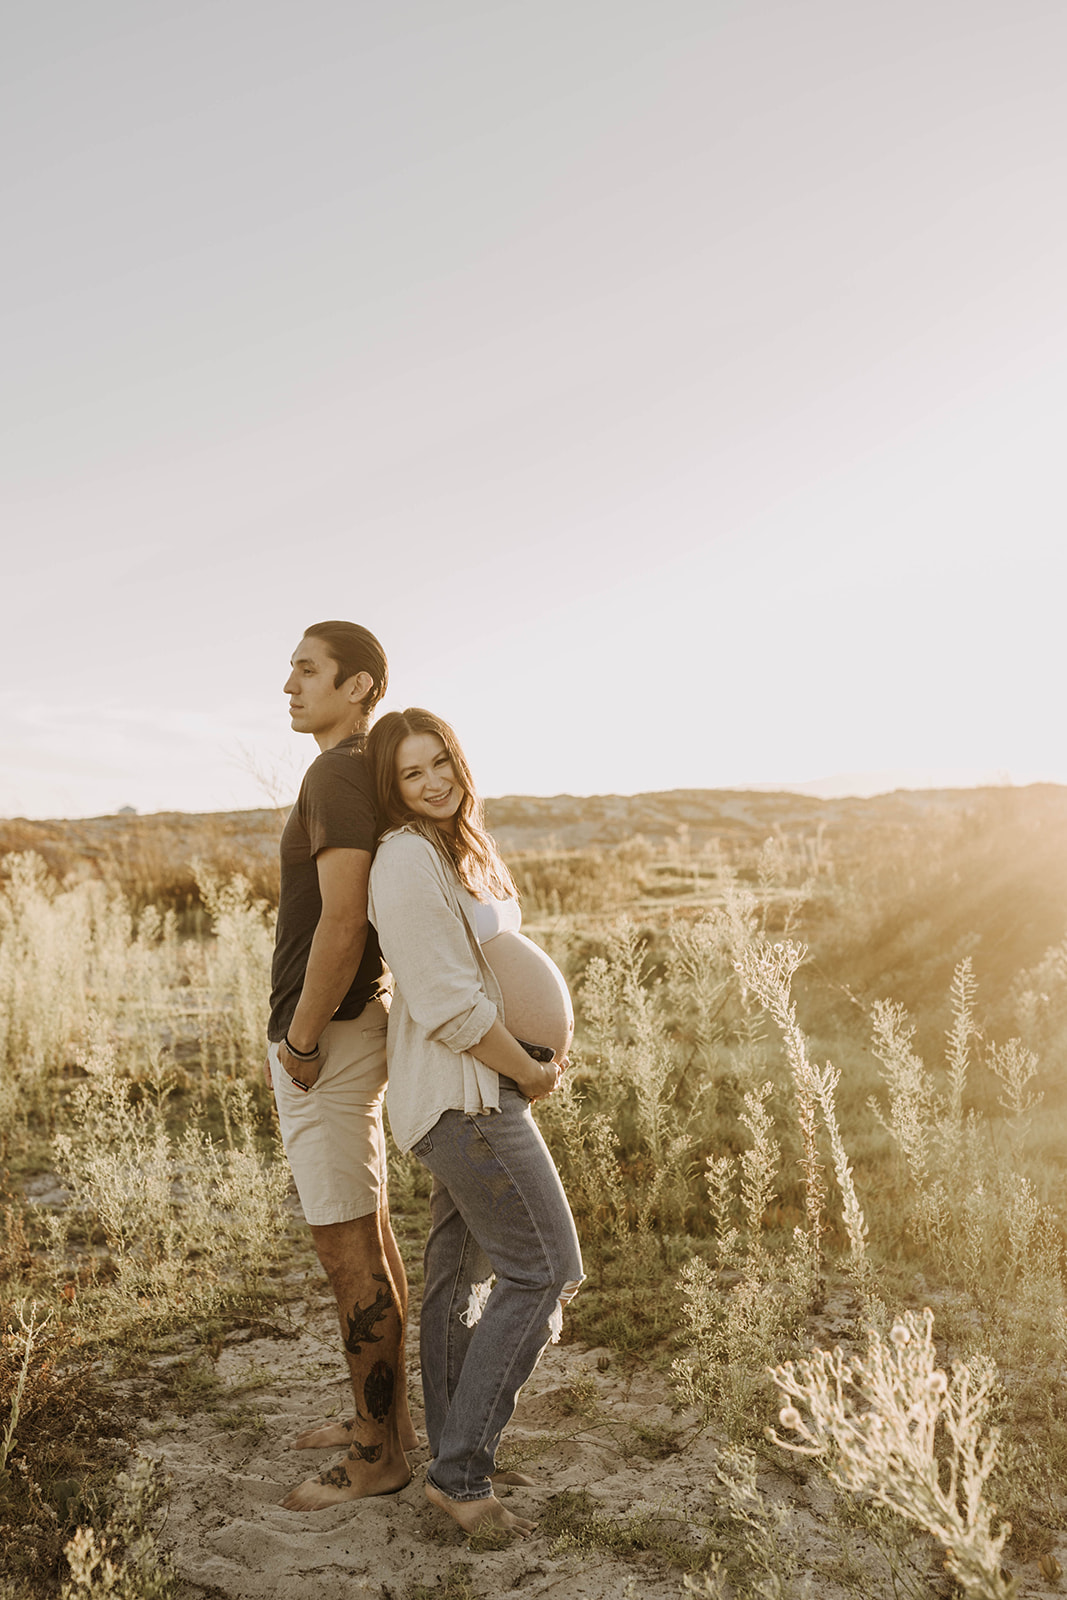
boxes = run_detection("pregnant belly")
[481,931,574,1061]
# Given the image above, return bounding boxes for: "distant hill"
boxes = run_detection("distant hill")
[3,783,1064,865]
[3,785,1066,1045]
[738,768,1014,800]
[0,808,286,885]
[483,783,1056,853]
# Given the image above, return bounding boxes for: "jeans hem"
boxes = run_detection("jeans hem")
[426,1471,492,1504]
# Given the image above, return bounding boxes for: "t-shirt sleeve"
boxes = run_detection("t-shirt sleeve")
[300,754,378,858]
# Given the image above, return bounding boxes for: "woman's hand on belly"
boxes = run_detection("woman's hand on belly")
[467,1018,565,1100]
[513,1055,565,1101]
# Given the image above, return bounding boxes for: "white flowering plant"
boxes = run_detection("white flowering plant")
[768,1308,1015,1600]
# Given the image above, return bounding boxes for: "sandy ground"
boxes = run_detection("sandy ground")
[133,1295,723,1600]
[24,1168,1063,1597]
[123,1289,1066,1600]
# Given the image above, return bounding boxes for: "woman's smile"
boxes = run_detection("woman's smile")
[395,733,464,828]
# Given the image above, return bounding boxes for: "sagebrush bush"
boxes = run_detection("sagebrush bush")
[0,813,282,924]
[60,1458,174,1600]
[0,853,274,1115]
[511,839,652,915]
[49,1034,290,1324]
[0,1297,122,1591]
[770,1309,1013,1600]
[864,958,1066,1335]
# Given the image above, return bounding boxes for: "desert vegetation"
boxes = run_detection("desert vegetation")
[1,785,1066,1597]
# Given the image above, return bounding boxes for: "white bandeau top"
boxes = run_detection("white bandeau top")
[471,894,522,944]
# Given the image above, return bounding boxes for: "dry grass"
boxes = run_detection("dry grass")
[1,790,1066,1596]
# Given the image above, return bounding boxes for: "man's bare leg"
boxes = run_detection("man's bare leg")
[380,1200,419,1449]
[424,1479,537,1538]
[291,1201,419,1454]
[282,1212,410,1509]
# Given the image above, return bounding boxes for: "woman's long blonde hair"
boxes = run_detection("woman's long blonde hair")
[365,708,517,900]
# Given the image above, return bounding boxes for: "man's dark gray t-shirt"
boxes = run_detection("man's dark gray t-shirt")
[268,735,384,1043]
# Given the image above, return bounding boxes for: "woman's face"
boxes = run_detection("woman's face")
[395,732,464,831]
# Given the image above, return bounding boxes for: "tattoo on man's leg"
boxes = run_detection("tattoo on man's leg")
[364,1360,395,1423]
[320,1464,352,1488]
[343,1278,394,1355]
[347,1439,383,1464]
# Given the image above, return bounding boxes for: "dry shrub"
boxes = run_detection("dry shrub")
[865,959,1066,1335]
[821,787,1067,1048]
[509,839,651,915]
[0,1300,126,1594]
[0,1181,34,1284]
[771,1309,1013,1600]
[48,1048,291,1322]
[0,812,282,924]
[0,793,1065,1595]
[0,855,274,1128]
[59,1459,174,1600]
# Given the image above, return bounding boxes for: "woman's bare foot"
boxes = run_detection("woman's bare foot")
[424,1479,537,1538]
[492,1470,537,1487]
[281,1448,411,1510]
[291,1414,421,1454]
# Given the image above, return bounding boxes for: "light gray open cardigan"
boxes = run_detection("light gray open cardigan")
[367,827,507,1154]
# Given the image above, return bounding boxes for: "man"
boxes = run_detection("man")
[265,619,416,1509]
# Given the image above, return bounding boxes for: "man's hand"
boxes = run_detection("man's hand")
[278,1039,322,1092]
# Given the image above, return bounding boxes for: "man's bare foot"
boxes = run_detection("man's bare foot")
[281,1450,411,1510]
[492,1470,537,1487]
[424,1479,537,1538]
[291,1415,420,1454]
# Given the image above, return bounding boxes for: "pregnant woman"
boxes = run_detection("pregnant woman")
[365,708,583,1539]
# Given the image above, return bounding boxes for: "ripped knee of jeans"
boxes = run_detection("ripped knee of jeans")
[459,1275,496,1329]
[547,1276,584,1345]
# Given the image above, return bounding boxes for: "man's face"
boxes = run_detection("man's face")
[284,635,362,749]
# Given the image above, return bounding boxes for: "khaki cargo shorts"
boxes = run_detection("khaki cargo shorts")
[269,995,390,1225]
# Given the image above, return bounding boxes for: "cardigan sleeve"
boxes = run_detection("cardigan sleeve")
[369,834,499,1053]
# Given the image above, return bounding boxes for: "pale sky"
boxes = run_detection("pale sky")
[3,1,1065,818]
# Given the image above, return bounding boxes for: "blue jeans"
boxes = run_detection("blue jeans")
[411,1084,584,1501]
